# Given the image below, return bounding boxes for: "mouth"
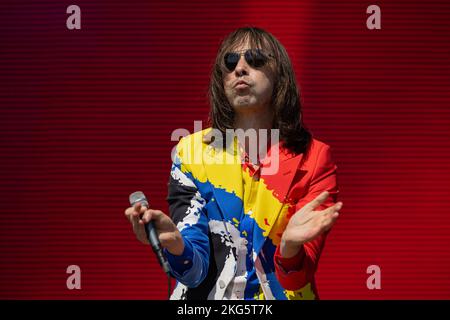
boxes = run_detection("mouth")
[234,80,250,89]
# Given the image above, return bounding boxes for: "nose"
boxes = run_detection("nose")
[234,55,249,76]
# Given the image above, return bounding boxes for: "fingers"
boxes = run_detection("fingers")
[140,208,153,225]
[124,203,166,227]
[320,202,342,231]
[291,207,316,226]
[134,203,148,216]
[320,201,343,216]
[123,204,149,244]
[124,203,147,221]
[321,211,339,232]
[140,209,165,225]
[290,198,342,227]
[317,202,342,224]
[148,209,164,222]
[124,207,134,220]
[303,191,330,212]
[284,199,342,246]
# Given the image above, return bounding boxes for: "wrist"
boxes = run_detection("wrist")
[280,235,303,259]
[166,231,185,256]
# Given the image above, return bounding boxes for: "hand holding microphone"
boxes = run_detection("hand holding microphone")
[125,191,185,275]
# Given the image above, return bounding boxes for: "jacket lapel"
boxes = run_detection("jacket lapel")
[202,134,244,222]
[253,143,305,256]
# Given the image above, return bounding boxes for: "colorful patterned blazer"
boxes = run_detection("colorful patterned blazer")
[165,128,338,300]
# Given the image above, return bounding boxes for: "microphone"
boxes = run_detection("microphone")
[129,191,171,275]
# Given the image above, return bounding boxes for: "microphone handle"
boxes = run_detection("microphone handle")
[145,221,171,275]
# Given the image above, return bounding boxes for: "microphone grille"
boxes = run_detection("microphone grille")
[129,191,149,207]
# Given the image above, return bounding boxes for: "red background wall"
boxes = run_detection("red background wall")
[1,0,449,299]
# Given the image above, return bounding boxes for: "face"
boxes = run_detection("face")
[222,41,275,114]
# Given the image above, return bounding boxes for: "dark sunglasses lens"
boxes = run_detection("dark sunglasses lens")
[224,53,239,71]
[245,49,267,68]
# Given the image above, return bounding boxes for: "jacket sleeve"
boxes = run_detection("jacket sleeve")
[164,138,210,288]
[274,144,339,290]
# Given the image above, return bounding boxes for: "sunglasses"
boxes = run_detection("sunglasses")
[223,49,273,72]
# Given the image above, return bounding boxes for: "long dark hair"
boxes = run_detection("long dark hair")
[208,27,312,155]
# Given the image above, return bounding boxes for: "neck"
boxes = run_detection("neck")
[233,108,273,132]
[233,108,274,163]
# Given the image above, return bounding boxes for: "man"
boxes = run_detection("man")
[125,27,342,300]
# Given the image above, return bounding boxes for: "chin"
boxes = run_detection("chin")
[234,96,253,106]
[234,104,263,114]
